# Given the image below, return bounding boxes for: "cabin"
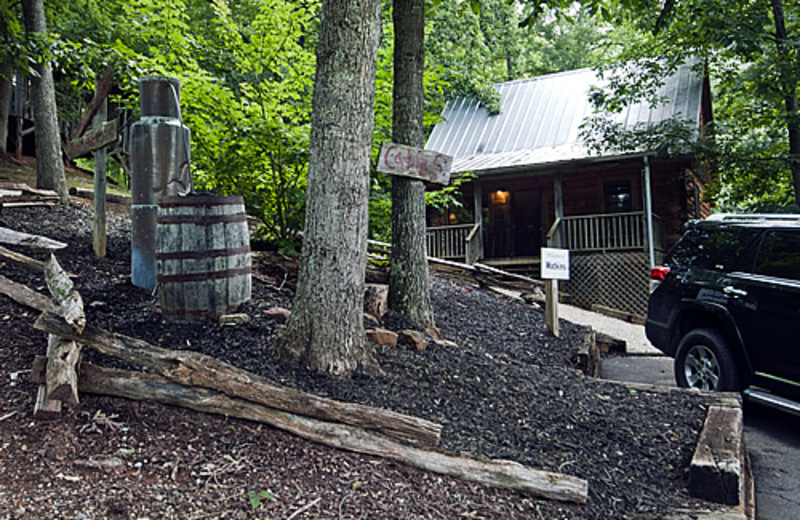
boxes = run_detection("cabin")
[424,62,713,317]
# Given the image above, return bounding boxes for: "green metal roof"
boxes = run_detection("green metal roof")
[425,62,706,175]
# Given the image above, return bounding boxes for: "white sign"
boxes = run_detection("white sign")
[541,247,570,280]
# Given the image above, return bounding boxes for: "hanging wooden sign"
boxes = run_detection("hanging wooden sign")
[377,142,452,186]
[67,119,118,159]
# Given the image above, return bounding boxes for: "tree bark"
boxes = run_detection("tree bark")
[388,0,435,329]
[71,362,587,503]
[275,0,382,376]
[0,62,12,158]
[21,0,69,204]
[34,312,442,446]
[769,0,800,206]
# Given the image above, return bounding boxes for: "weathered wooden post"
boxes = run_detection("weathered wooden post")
[33,255,85,419]
[66,72,115,258]
[93,76,108,257]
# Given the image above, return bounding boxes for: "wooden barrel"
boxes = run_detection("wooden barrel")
[156,194,251,320]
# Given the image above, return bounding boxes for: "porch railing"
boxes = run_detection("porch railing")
[561,212,665,252]
[426,212,665,262]
[426,223,476,261]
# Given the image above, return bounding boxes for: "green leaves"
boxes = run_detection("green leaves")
[248,489,275,510]
[601,0,800,208]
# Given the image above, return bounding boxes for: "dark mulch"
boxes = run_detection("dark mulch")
[0,202,719,519]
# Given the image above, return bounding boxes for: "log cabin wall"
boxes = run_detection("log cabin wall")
[560,162,643,216]
[648,156,707,251]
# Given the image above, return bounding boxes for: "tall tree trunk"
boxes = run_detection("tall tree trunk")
[275,0,381,376]
[0,63,12,158]
[770,0,800,206]
[388,0,435,329]
[21,0,69,204]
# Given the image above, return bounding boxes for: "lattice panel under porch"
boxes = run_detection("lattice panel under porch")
[562,251,650,317]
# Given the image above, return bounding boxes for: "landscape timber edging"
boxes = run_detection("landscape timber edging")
[575,327,600,378]
[593,379,754,520]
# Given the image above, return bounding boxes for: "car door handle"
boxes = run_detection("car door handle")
[723,286,748,298]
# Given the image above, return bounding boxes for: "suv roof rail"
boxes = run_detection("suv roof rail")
[706,213,800,223]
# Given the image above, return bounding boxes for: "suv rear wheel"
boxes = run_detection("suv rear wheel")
[674,328,742,391]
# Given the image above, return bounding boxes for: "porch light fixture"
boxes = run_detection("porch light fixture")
[491,190,510,204]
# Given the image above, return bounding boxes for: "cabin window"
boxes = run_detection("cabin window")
[604,180,632,213]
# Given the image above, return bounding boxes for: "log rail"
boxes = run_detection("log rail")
[0,251,589,504]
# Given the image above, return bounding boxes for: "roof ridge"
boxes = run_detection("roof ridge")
[495,67,596,88]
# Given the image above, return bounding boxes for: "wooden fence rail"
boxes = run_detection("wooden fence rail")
[425,224,473,260]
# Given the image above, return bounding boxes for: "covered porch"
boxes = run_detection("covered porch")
[426,157,673,267]
[424,156,685,316]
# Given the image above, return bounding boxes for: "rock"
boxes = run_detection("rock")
[521,287,546,305]
[264,307,291,323]
[364,312,381,328]
[433,339,458,348]
[425,326,442,341]
[73,457,126,472]
[364,283,388,320]
[398,329,428,351]
[366,328,398,348]
[218,313,250,326]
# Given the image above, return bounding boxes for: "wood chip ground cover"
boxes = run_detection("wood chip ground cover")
[0,203,721,519]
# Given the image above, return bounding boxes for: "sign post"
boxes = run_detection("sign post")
[541,247,570,337]
[67,73,115,258]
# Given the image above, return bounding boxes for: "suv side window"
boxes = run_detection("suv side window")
[753,230,800,281]
[666,225,761,271]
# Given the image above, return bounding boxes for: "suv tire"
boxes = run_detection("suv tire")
[674,328,742,391]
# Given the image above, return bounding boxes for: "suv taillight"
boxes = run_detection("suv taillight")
[651,266,670,281]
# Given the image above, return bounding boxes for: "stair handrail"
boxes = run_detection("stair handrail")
[465,222,483,265]
[546,217,562,248]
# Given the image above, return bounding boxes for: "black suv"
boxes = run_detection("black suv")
[645,214,800,402]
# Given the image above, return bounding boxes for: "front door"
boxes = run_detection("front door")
[511,190,541,256]
[487,190,512,257]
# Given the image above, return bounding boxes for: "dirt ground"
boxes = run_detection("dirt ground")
[0,165,721,519]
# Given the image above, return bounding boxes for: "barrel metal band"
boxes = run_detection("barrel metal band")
[157,266,252,283]
[156,245,251,261]
[157,213,246,225]
[159,195,244,207]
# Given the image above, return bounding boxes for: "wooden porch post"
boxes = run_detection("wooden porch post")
[473,179,483,259]
[642,156,655,269]
[553,170,564,248]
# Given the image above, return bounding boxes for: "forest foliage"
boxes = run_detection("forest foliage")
[2,0,799,245]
